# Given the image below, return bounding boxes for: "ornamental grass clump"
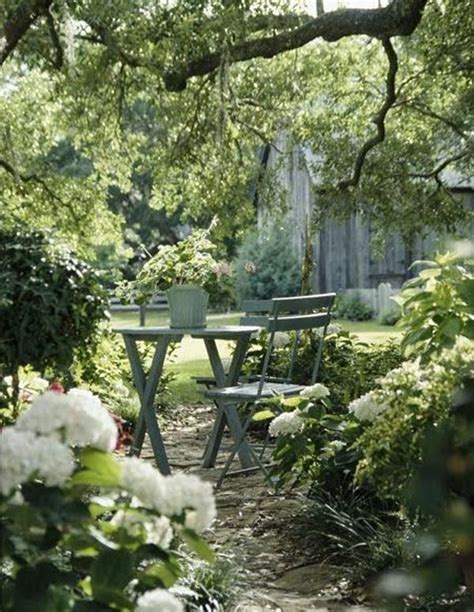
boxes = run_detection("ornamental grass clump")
[0,387,216,611]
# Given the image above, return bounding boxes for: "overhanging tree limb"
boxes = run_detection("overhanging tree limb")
[163,0,427,91]
[335,37,398,191]
[0,0,54,66]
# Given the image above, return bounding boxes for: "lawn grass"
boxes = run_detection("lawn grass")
[111,310,400,404]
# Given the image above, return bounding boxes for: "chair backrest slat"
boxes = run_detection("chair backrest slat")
[239,299,272,329]
[271,293,336,314]
[256,292,336,393]
[268,312,330,332]
[240,315,270,327]
[241,299,273,313]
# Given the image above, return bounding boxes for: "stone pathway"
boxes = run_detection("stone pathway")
[140,404,372,612]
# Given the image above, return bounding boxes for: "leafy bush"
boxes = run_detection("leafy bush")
[0,388,215,611]
[376,379,474,608]
[243,328,402,410]
[255,384,362,491]
[394,252,474,362]
[354,338,474,501]
[333,292,374,321]
[379,307,401,326]
[233,223,302,301]
[0,227,108,409]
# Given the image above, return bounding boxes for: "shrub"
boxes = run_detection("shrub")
[242,328,402,410]
[354,338,474,501]
[394,251,474,362]
[0,388,216,611]
[255,384,363,491]
[333,292,374,321]
[233,223,302,301]
[0,227,108,410]
[379,307,401,326]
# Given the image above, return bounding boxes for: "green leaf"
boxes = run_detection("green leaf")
[72,449,121,487]
[90,549,133,607]
[180,528,215,562]
[252,409,275,421]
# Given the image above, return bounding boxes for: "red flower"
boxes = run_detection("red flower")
[49,382,65,394]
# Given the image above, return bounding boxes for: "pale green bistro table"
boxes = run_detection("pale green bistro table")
[114,325,260,475]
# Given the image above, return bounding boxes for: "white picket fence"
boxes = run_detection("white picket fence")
[345,283,399,318]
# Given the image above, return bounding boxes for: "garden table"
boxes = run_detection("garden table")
[114,325,260,475]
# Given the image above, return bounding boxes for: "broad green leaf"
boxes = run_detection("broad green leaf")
[252,409,275,421]
[180,528,215,562]
[90,549,133,607]
[72,450,121,487]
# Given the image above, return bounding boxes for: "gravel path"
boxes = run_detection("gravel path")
[140,403,373,612]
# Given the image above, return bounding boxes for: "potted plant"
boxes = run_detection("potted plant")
[119,225,229,328]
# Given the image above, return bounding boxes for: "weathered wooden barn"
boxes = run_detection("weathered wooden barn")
[257,135,474,294]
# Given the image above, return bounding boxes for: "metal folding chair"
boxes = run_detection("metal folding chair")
[205,293,336,489]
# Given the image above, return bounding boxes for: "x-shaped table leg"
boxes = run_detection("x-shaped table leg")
[123,334,176,475]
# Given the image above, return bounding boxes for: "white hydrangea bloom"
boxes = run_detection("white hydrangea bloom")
[380,360,423,389]
[121,457,168,510]
[0,427,74,495]
[16,391,72,434]
[34,436,75,487]
[67,389,117,451]
[328,440,346,451]
[326,323,342,335]
[273,332,290,349]
[16,389,117,452]
[121,458,216,533]
[299,383,330,401]
[135,588,183,612]
[1,429,39,495]
[348,391,387,422]
[269,410,305,437]
[111,510,173,549]
[167,472,216,533]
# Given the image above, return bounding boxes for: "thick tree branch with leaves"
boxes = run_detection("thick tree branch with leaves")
[0,0,53,65]
[163,0,427,91]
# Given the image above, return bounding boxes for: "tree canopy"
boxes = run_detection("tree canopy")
[0,0,472,260]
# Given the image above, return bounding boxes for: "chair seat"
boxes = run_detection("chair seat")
[205,381,304,401]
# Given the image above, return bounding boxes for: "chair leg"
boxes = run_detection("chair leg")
[215,404,271,490]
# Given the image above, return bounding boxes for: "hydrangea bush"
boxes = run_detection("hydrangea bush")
[0,388,216,611]
[255,383,362,490]
[243,327,402,410]
[354,337,474,500]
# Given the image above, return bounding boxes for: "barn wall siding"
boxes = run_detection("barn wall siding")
[260,140,474,293]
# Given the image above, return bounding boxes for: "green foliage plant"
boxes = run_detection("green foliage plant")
[355,337,474,501]
[254,384,362,491]
[233,223,302,301]
[394,251,474,362]
[0,387,215,611]
[243,327,402,410]
[118,223,230,304]
[333,292,374,321]
[0,227,108,413]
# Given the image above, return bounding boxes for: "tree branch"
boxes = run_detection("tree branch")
[334,37,398,191]
[410,149,472,181]
[0,0,54,66]
[163,0,427,91]
[45,9,64,69]
[0,158,68,209]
